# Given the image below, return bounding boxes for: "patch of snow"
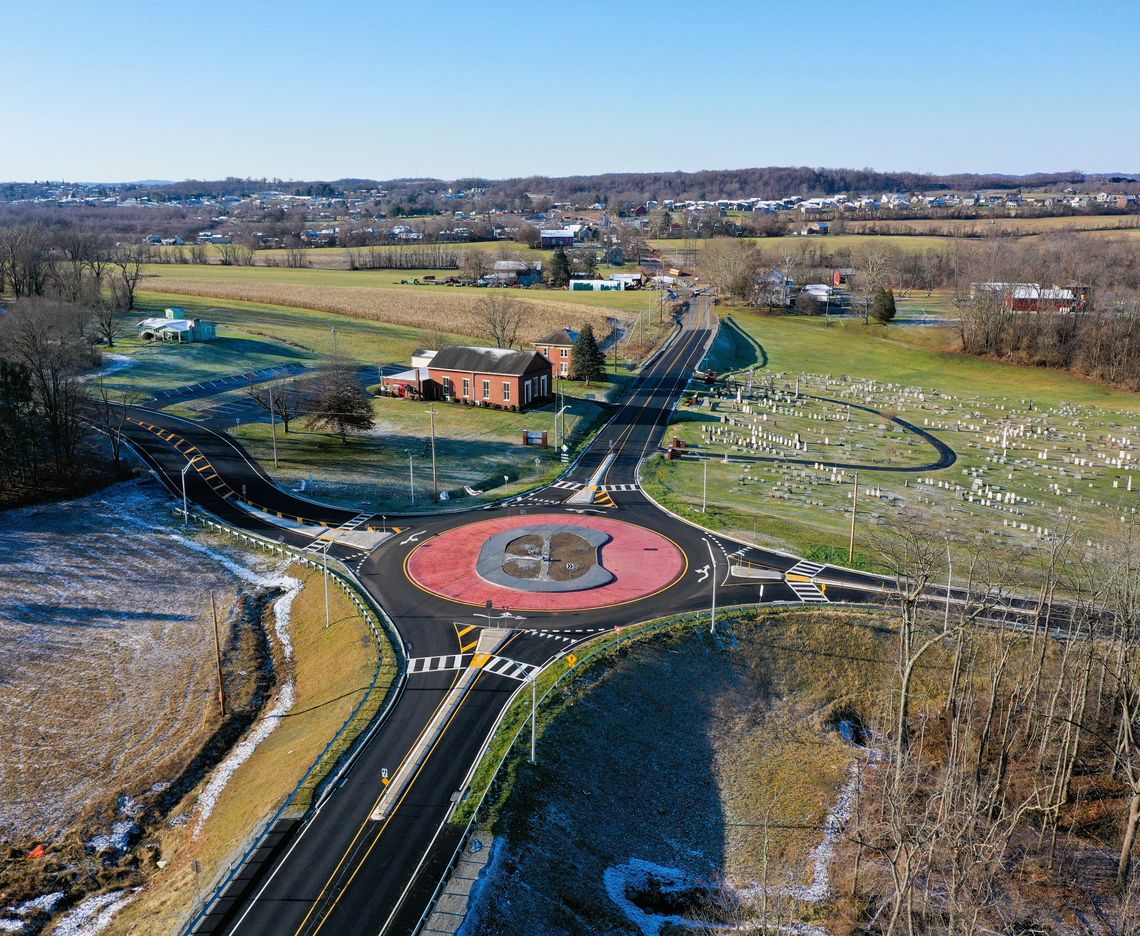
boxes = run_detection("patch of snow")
[781,762,861,903]
[150,780,170,794]
[0,920,25,933]
[118,794,143,817]
[88,819,139,856]
[12,892,64,916]
[85,353,136,379]
[51,890,136,936]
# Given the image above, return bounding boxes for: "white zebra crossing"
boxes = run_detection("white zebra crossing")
[481,656,539,681]
[787,559,825,577]
[788,581,829,603]
[407,654,469,675]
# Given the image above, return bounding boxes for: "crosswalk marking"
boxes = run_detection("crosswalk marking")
[599,483,637,492]
[482,656,539,681]
[407,654,469,675]
[788,581,829,603]
[787,559,825,577]
[552,480,583,490]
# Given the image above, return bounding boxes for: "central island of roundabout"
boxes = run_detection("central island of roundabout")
[405,513,687,611]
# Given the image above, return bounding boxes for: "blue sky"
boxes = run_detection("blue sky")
[3,0,1136,182]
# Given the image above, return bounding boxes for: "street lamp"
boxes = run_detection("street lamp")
[709,549,718,635]
[322,530,345,630]
[181,461,192,522]
[529,672,537,765]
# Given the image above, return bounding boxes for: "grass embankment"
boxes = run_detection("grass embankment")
[228,393,607,510]
[104,563,396,936]
[644,312,1140,566]
[458,608,968,933]
[462,607,1074,934]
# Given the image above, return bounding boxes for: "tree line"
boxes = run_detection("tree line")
[697,233,1140,390]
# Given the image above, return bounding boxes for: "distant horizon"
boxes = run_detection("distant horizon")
[7,164,1139,188]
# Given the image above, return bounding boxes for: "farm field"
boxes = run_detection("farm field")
[645,313,1140,568]
[844,214,1140,236]
[135,264,633,342]
[0,480,388,935]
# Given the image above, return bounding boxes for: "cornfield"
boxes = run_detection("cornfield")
[142,276,622,344]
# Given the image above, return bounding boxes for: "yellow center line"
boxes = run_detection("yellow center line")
[303,632,522,936]
[290,666,466,936]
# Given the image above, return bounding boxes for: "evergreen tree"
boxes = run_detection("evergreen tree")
[570,323,606,385]
[549,247,572,287]
[871,287,897,324]
[305,364,375,442]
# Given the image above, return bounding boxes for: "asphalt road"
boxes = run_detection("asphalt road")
[118,295,901,936]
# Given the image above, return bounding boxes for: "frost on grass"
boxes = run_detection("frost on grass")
[50,890,137,936]
[0,480,276,841]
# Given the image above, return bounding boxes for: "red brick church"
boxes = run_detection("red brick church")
[381,345,553,410]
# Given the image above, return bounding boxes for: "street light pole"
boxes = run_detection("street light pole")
[710,551,717,634]
[408,453,415,505]
[848,471,859,564]
[529,674,537,765]
[268,384,278,469]
[181,461,192,522]
[702,459,708,513]
[323,537,332,629]
[428,404,437,502]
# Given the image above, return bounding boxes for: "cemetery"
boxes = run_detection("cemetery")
[654,364,1140,565]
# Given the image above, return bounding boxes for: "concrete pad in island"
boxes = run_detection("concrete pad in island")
[405,513,686,611]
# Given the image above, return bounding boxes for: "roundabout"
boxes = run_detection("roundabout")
[405,513,688,611]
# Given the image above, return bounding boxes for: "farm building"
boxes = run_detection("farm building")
[540,229,575,248]
[832,267,856,287]
[136,307,217,342]
[489,260,543,286]
[534,327,578,377]
[569,278,624,292]
[381,345,553,410]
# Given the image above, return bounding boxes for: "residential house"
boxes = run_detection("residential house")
[533,327,578,377]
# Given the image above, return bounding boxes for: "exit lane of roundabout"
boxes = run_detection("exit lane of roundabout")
[404,513,688,612]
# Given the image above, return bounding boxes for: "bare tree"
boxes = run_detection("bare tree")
[110,244,147,312]
[476,293,523,349]
[248,377,302,433]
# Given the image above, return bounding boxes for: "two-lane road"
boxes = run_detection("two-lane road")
[119,298,895,936]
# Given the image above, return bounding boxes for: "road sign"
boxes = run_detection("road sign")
[381,768,390,786]
[567,654,578,667]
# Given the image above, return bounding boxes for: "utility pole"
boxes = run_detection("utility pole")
[330,326,338,359]
[848,471,859,564]
[268,384,278,469]
[944,542,953,632]
[210,594,226,717]
[408,453,415,505]
[428,404,437,501]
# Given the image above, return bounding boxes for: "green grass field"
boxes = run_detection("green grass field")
[645,311,1140,568]
[228,393,606,511]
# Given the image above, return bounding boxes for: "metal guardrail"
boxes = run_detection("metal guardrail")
[176,506,406,936]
